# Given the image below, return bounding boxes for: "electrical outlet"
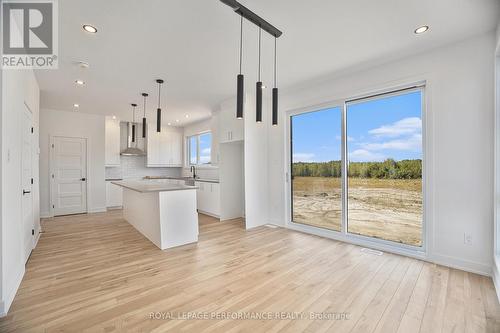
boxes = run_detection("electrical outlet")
[464,233,472,245]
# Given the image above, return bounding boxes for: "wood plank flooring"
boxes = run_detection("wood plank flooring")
[1,210,499,332]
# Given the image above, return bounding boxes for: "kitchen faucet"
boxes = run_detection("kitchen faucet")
[190,166,196,179]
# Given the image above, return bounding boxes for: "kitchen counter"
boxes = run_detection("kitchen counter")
[112,179,198,250]
[112,180,198,193]
[143,176,220,184]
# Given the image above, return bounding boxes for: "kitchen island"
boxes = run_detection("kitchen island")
[111,180,198,250]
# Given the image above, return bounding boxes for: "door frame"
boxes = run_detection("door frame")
[49,135,90,217]
[21,103,34,261]
[284,79,431,260]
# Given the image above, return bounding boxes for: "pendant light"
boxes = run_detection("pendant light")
[236,15,244,119]
[272,36,278,126]
[256,27,262,123]
[141,93,148,138]
[131,103,137,142]
[156,79,164,132]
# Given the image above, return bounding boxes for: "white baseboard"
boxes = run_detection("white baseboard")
[0,265,25,317]
[40,211,51,218]
[429,253,491,276]
[197,210,220,219]
[88,207,107,214]
[34,230,42,248]
[493,256,500,302]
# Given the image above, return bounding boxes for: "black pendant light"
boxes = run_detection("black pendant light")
[156,79,164,132]
[236,15,244,119]
[256,27,262,123]
[272,36,278,126]
[141,93,148,138]
[131,103,137,142]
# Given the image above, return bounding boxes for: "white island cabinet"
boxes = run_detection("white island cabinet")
[112,180,198,250]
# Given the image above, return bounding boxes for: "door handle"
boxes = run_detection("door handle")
[23,190,31,195]
[81,178,86,181]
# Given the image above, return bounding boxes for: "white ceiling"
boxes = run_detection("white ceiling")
[36,0,500,126]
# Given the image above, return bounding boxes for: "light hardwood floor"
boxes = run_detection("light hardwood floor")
[1,210,500,332]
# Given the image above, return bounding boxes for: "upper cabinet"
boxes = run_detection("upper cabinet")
[146,123,183,167]
[105,116,121,167]
[218,96,246,144]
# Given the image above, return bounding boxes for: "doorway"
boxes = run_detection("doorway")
[50,136,88,216]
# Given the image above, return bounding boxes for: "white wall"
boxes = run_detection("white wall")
[1,68,40,315]
[264,32,496,275]
[39,109,106,216]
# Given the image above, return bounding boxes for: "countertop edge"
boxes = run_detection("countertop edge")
[111,181,198,193]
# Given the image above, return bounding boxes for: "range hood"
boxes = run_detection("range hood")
[121,122,145,156]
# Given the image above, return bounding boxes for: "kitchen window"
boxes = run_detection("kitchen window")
[188,132,212,165]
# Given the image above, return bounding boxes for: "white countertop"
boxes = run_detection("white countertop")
[111,180,198,193]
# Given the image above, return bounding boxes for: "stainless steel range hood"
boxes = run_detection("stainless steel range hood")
[120,122,145,156]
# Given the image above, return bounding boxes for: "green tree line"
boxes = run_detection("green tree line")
[293,159,422,179]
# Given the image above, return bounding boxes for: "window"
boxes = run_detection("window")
[188,132,212,165]
[289,87,424,248]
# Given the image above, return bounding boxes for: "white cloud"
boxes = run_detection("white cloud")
[361,134,421,152]
[202,147,211,154]
[349,149,385,162]
[293,153,315,162]
[369,117,421,138]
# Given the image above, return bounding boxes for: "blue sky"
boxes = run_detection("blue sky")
[292,91,422,163]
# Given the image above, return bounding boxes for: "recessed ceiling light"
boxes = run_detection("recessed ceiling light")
[112,115,116,120]
[414,25,429,34]
[175,119,180,123]
[76,61,90,69]
[167,122,171,126]
[83,24,97,33]
[73,103,79,108]
[185,114,189,118]
[261,85,266,89]
[75,79,85,85]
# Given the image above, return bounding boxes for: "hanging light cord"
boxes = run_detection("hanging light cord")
[239,15,243,75]
[258,27,261,81]
[133,105,136,122]
[274,36,277,88]
[157,83,161,108]
[143,95,146,117]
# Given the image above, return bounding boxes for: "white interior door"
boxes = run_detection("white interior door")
[52,137,87,216]
[22,105,34,263]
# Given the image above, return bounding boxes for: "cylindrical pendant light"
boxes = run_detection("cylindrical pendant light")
[256,27,262,123]
[236,15,244,119]
[272,36,278,126]
[156,79,164,132]
[131,103,137,142]
[141,93,148,138]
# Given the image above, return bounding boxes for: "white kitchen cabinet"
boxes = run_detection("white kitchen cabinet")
[106,181,123,208]
[195,181,220,217]
[146,123,183,167]
[105,117,121,167]
[218,97,244,144]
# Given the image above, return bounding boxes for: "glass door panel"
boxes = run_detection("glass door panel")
[291,107,342,231]
[346,90,423,246]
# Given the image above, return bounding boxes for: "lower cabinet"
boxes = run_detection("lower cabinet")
[195,181,220,218]
[106,181,123,208]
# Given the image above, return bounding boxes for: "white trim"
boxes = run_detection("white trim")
[88,207,106,214]
[493,255,500,302]
[40,211,51,218]
[33,230,41,248]
[0,265,25,317]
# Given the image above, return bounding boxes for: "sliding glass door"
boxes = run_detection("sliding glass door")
[346,90,423,246]
[291,107,342,231]
[289,88,424,248]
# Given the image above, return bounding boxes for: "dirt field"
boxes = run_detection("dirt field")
[292,176,422,246]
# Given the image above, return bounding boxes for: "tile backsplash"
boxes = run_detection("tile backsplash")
[105,156,182,180]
